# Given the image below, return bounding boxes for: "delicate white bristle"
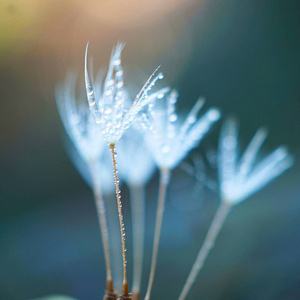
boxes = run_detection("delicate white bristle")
[56,71,105,162]
[219,119,293,204]
[139,90,220,169]
[85,44,163,144]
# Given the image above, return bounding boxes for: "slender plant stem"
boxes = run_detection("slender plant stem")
[106,194,123,293]
[109,143,130,299]
[130,184,146,300]
[178,201,232,300]
[144,168,171,300]
[89,161,115,296]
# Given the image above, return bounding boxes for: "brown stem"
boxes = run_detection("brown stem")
[133,291,140,300]
[109,143,131,299]
[144,168,170,300]
[103,280,118,300]
[178,201,232,300]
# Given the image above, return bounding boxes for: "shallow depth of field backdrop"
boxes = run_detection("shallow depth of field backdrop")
[0,0,299,299]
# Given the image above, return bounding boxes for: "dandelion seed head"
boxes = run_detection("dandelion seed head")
[139,91,221,169]
[56,72,105,162]
[85,43,164,144]
[219,119,293,204]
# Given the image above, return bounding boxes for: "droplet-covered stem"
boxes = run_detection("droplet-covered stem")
[178,201,231,300]
[144,168,171,300]
[109,143,130,299]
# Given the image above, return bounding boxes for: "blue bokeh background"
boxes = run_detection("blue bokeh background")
[0,0,299,299]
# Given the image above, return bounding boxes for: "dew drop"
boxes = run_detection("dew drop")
[169,114,177,122]
[107,79,114,86]
[207,108,221,121]
[114,59,121,66]
[104,107,112,115]
[116,70,123,77]
[87,86,94,96]
[116,81,124,88]
[169,98,177,105]
[188,116,196,124]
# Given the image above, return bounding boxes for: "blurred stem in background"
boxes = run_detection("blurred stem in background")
[130,184,146,300]
[89,160,117,299]
[117,127,156,300]
[178,119,293,299]
[178,201,231,300]
[140,90,220,300]
[55,71,118,299]
[145,168,170,300]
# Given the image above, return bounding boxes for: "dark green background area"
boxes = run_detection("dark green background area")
[0,0,299,299]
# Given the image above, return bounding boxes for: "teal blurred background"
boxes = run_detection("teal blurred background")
[0,0,299,299]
